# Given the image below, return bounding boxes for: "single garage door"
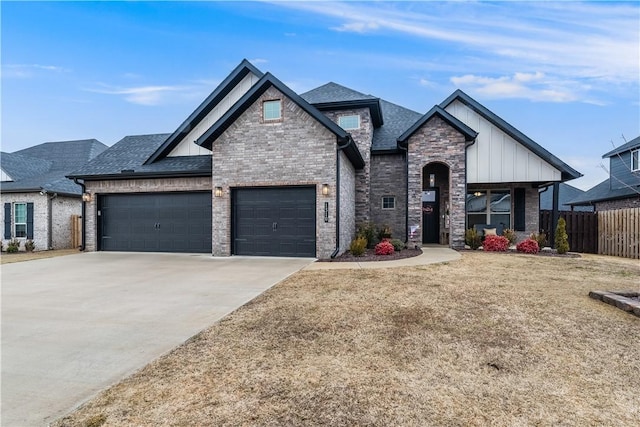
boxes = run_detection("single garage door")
[98,192,212,253]
[233,187,316,257]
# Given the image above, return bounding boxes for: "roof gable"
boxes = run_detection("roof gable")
[301,82,383,127]
[602,135,640,158]
[397,105,477,145]
[196,73,364,169]
[440,90,581,181]
[145,60,264,164]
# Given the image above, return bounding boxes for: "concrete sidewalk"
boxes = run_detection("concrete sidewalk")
[304,246,460,270]
[1,252,313,427]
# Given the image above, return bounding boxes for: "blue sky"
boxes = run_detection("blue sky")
[2,1,639,190]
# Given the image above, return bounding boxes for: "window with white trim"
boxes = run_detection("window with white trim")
[382,196,395,210]
[632,149,639,171]
[466,190,511,229]
[14,203,27,238]
[338,115,360,130]
[263,100,282,121]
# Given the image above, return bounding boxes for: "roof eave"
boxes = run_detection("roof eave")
[311,99,384,127]
[66,170,212,181]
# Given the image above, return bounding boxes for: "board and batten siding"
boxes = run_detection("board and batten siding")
[608,153,640,191]
[168,71,261,157]
[445,100,561,184]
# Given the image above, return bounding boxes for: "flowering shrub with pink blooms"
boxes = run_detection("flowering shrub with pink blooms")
[516,238,540,254]
[482,235,510,252]
[374,240,395,255]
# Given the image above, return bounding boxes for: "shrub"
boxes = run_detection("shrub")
[349,237,367,257]
[502,228,517,245]
[516,238,540,254]
[555,217,570,254]
[357,222,378,249]
[483,235,510,252]
[390,238,405,252]
[6,239,20,253]
[530,231,548,249]
[377,224,392,241]
[374,240,395,255]
[465,228,482,250]
[25,239,35,252]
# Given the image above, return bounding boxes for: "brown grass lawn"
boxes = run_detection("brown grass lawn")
[0,248,80,264]
[56,252,640,427]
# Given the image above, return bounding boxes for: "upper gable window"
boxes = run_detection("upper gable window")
[632,149,639,171]
[338,115,360,130]
[263,100,282,121]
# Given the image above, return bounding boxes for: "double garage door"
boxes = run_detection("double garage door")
[98,192,212,253]
[98,187,316,257]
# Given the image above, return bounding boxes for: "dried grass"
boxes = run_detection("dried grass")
[0,248,80,264]
[55,252,640,426]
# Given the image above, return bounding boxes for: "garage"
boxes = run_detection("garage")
[98,192,212,253]
[232,187,316,257]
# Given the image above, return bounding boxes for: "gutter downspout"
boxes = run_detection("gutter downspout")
[73,178,86,251]
[330,136,354,259]
[397,140,409,243]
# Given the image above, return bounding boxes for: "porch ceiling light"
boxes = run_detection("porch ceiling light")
[474,191,483,197]
[322,184,330,196]
[429,174,436,188]
[214,187,223,197]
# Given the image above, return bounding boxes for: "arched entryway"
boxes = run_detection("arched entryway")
[422,162,450,244]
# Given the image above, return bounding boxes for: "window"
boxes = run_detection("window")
[382,196,395,210]
[263,100,281,121]
[466,190,511,229]
[14,203,27,238]
[632,149,639,171]
[338,115,360,130]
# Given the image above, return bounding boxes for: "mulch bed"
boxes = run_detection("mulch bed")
[321,247,423,262]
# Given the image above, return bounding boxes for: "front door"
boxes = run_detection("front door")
[422,189,439,244]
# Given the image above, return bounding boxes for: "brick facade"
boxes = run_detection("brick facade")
[369,153,407,240]
[1,193,80,251]
[212,86,348,258]
[407,116,467,249]
[595,196,640,212]
[83,177,211,251]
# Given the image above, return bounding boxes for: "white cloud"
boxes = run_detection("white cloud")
[86,84,187,106]
[332,21,380,33]
[2,63,70,78]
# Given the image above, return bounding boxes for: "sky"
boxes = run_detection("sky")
[2,1,639,191]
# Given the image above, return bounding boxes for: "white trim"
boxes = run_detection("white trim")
[632,149,639,171]
[338,115,360,130]
[14,202,27,238]
[263,99,282,121]
[381,196,396,210]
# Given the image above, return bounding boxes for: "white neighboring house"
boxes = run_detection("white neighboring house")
[1,139,107,251]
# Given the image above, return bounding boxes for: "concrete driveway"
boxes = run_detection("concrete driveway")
[1,252,313,426]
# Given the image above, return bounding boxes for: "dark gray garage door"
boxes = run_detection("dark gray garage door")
[233,187,316,257]
[98,192,212,253]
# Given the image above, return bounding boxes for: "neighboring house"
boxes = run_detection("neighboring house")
[539,183,593,212]
[568,135,640,211]
[67,60,580,258]
[1,139,108,251]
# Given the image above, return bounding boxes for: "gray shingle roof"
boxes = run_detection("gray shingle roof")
[602,135,640,158]
[68,134,212,178]
[301,83,422,152]
[539,183,593,212]
[1,139,108,195]
[567,179,640,206]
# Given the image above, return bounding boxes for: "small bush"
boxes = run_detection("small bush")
[530,231,548,249]
[465,228,482,250]
[349,237,367,257]
[390,238,405,252]
[483,235,510,252]
[502,228,517,245]
[516,238,540,254]
[555,217,570,254]
[357,222,378,249]
[25,239,35,252]
[377,224,392,241]
[374,240,395,255]
[6,239,20,253]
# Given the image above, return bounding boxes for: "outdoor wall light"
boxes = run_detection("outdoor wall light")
[214,187,223,197]
[473,191,483,197]
[82,192,92,202]
[429,174,436,188]
[322,184,330,196]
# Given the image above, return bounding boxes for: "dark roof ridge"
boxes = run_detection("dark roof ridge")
[602,135,640,158]
[397,105,477,145]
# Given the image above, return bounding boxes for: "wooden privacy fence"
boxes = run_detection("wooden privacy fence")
[71,215,82,248]
[598,208,640,259]
[539,210,598,254]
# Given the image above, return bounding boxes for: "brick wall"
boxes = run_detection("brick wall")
[339,150,356,253]
[212,86,353,258]
[51,196,81,249]
[370,153,407,240]
[1,193,49,251]
[407,116,467,249]
[83,177,211,251]
[596,196,640,212]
